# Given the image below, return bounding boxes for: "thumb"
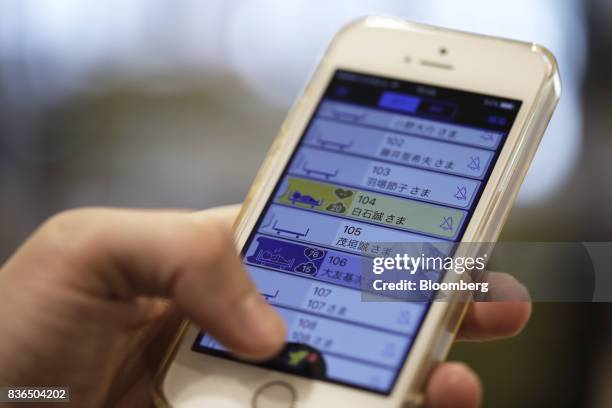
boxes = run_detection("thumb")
[9,206,286,360]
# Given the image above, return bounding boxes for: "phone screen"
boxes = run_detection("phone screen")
[193,70,521,394]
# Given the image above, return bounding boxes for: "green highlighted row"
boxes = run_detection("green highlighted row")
[276,177,466,239]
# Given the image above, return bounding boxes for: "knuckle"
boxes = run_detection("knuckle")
[166,219,234,269]
[36,208,107,265]
[202,223,234,262]
[182,218,235,267]
[166,218,240,295]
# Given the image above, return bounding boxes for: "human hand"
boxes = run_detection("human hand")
[0,205,285,407]
[0,205,530,408]
[424,272,531,408]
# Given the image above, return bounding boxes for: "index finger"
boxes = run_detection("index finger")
[457,272,532,341]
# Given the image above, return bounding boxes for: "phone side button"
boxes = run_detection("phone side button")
[252,381,297,408]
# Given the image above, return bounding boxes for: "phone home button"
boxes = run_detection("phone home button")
[252,381,297,408]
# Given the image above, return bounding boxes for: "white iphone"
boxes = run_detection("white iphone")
[154,16,560,408]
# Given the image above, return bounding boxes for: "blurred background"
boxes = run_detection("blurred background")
[0,0,611,406]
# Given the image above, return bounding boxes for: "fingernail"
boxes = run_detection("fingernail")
[235,292,286,357]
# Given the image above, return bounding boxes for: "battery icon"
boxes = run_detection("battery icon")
[499,101,516,110]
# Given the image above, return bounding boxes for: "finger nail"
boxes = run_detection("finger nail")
[235,292,286,358]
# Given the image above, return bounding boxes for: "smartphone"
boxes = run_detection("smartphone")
[154,17,560,408]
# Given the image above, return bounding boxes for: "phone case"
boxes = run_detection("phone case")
[152,16,560,407]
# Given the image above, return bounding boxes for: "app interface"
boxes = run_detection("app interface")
[194,70,521,394]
